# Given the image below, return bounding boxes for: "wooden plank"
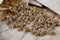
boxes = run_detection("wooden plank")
[37,0,60,15]
[29,0,42,7]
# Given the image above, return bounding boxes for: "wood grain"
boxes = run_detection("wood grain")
[37,0,60,15]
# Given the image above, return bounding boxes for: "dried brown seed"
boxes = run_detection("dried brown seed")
[23,27,30,32]
[49,31,56,35]
[18,27,23,31]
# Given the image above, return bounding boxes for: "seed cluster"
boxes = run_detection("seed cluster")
[0,0,21,8]
[1,0,60,36]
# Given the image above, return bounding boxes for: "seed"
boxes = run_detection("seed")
[49,31,56,35]
[23,27,30,32]
[32,30,36,35]
[18,27,23,31]
[35,30,40,36]
[50,26,55,29]
[39,31,44,36]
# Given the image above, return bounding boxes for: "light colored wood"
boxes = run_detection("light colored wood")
[0,0,3,4]
[29,0,42,7]
[37,0,60,15]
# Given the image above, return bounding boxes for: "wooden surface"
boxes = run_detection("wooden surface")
[29,0,42,7]
[37,0,60,15]
[0,0,3,4]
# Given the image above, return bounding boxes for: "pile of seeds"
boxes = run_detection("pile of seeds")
[1,0,60,36]
[0,0,21,8]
